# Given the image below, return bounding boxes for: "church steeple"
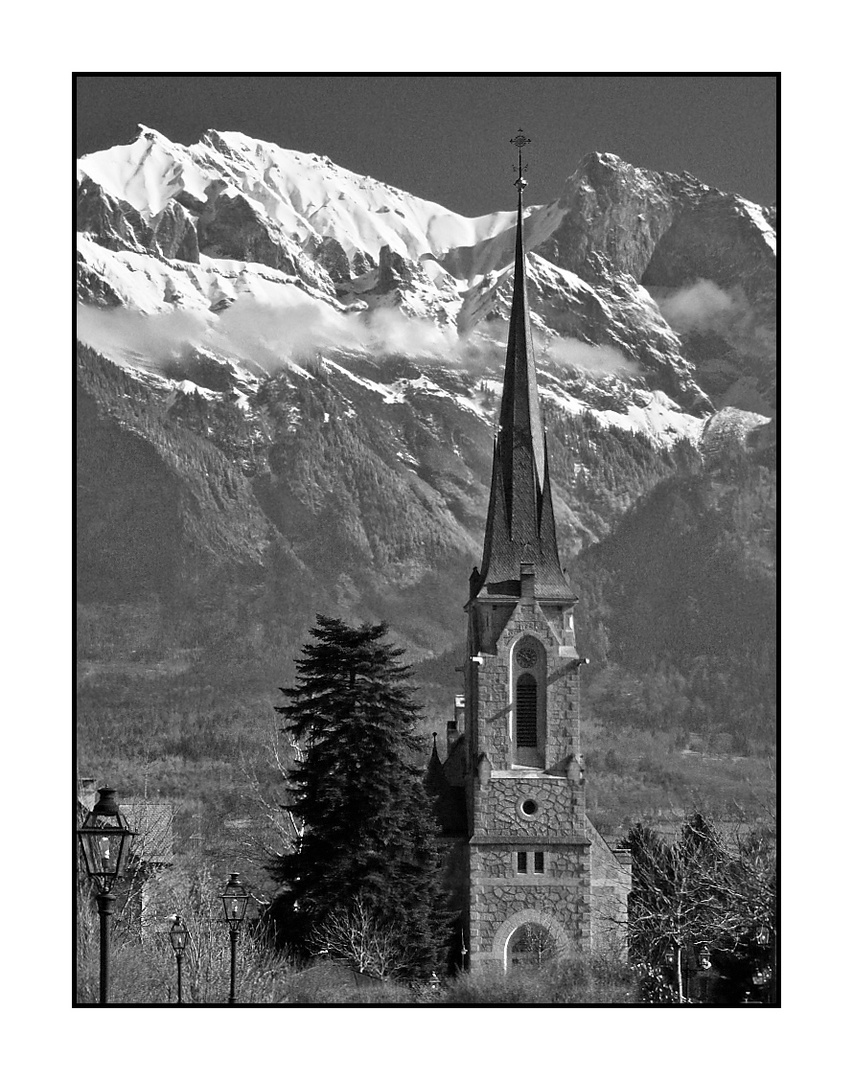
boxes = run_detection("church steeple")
[449,134,630,975]
[474,131,575,601]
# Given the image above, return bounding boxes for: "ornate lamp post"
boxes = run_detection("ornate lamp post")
[169,915,190,1004]
[663,943,685,1002]
[757,923,777,1003]
[696,944,712,1003]
[77,787,136,1004]
[220,873,249,1005]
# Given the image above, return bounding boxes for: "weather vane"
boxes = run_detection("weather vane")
[511,129,531,191]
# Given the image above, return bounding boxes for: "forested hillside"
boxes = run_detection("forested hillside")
[77,342,702,660]
[574,443,776,754]
[77,336,775,849]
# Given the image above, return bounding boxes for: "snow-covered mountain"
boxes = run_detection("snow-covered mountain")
[77,126,776,437]
[76,127,776,649]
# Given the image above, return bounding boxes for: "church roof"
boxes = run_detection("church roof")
[424,736,451,797]
[424,736,468,836]
[473,140,575,603]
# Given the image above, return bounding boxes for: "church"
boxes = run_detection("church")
[425,133,631,972]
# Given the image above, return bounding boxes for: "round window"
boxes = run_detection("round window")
[521,798,538,817]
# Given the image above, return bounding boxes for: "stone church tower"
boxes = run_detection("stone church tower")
[426,133,630,972]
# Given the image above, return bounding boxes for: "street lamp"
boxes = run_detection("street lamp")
[220,872,249,1005]
[169,915,190,1004]
[663,943,685,1002]
[757,923,777,1003]
[77,787,136,1004]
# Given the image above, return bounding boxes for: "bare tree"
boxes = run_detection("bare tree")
[238,719,306,871]
[309,894,416,982]
[508,923,559,967]
[628,813,776,1003]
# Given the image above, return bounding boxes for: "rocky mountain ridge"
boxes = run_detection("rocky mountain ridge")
[76,128,776,658]
[77,127,776,423]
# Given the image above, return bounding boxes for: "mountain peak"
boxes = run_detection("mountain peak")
[572,150,653,184]
[76,126,776,418]
[576,150,632,174]
[586,151,625,167]
[136,123,163,141]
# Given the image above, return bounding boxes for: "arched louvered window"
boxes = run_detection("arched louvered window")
[516,674,538,747]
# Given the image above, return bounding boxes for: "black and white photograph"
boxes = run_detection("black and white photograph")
[73,74,778,1011]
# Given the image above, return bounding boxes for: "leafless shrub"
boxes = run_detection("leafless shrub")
[308,894,417,982]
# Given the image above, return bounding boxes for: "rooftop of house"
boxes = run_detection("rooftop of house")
[76,780,174,866]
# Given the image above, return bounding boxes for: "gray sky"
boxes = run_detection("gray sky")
[76,75,777,214]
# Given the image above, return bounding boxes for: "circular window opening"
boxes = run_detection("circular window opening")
[521,798,538,817]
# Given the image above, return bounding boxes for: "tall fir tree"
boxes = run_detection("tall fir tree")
[269,615,447,978]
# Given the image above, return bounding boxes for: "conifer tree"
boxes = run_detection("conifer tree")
[269,615,446,978]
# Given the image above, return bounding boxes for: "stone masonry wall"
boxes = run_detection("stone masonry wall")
[471,598,582,773]
[465,594,594,969]
[472,777,585,838]
[468,842,591,968]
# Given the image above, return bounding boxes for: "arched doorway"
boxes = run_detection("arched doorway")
[490,908,572,972]
[506,922,558,967]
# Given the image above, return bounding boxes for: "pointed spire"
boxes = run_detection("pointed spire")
[424,732,448,796]
[473,132,575,602]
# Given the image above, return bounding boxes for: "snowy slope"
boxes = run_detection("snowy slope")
[76,126,776,447]
[78,126,517,264]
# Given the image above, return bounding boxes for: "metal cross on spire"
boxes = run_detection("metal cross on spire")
[511,129,531,191]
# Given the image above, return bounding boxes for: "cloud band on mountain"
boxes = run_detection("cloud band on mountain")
[78,297,643,385]
[76,295,467,371]
[543,337,640,376]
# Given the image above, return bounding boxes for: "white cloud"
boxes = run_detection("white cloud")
[77,297,464,371]
[544,337,640,376]
[654,279,744,334]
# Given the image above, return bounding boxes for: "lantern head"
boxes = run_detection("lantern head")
[220,873,249,931]
[169,915,190,956]
[77,788,136,892]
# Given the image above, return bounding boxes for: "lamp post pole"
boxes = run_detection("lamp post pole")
[96,892,115,1005]
[219,872,249,1006]
[77,787,136,1005]
[229,927,239,1005]
[169,915,189,1005]
[757,923,777,1004]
